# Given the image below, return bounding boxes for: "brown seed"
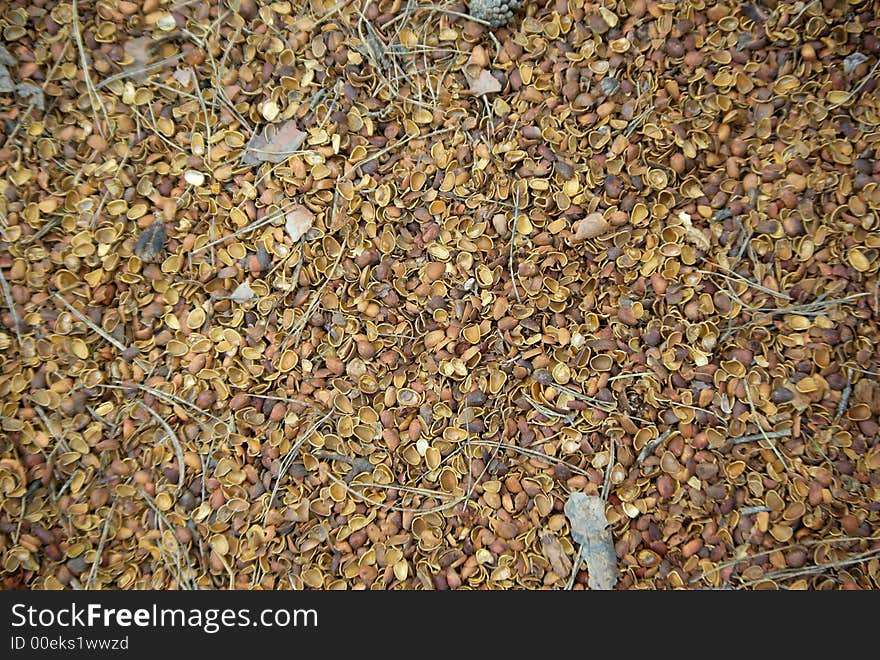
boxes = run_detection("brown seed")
[424,261,446,282]
[681,538,703,558]
[657,475,674,498]
[356,339,376,358]
[269,402,286,422]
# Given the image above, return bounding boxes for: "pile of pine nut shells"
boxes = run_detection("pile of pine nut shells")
[1,0,879,591]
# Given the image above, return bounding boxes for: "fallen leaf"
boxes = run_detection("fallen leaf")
[285,205,314,243]
[540,531,573,579]
[0,44,17,67]
[571,212,610,242]
[0,46,15,94]
[133,220,166,263]
[467,68,502,96]
[843,52,868,75]
[123,36,154,83]
[0,66,12,94]
[241,120,306,165]
[678,211,711,251]
[564,492,618,590]
[15,82,44,110]
[230,281,255,303]
[172,68,193,86]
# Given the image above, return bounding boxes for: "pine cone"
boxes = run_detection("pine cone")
[468,0,523,29]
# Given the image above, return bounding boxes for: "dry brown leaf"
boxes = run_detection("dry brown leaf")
[564,492,618,590]
[285,205,314,243]
[230,281,255,303]
[0,66,12,94]
[0,44,16,67]
[123,36,154,83]
[242,120,307,165]
[0,44,15,94]
[467,68,502,96]
[172,68,193,87]
[541,531,573,579]
[16,82,44,110]
[678,211,711,251]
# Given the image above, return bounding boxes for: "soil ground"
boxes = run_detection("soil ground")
[1,1,879,590]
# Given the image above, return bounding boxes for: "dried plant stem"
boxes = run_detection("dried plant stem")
[138,488,197,590]
[5,38,71,145]
[34,406,70,455]
[697,267,791,301]
[789,0,820,26]
[601,436,616,501]
[694,534,880,586]
[469,440,590,476]
[190,66,212,164]
[262,410,333,525]
[95,54,185,90]
[565,545,584,590]
[736,547,880,588]
[523,394,575,423]
[420,5,492,26]
[0,266,23,346]
[191,201,298,254]
[843,365,879,377]
[828,58,880,109]
[606,371,653,382]
[721,293,869,341]
[344,126,454,179]
[739,505,771,515]
[103,382,229,430]
[89,132,143,229]
[71,0,110,134]
[135,401,185,495]
[238,392,316,408]
[52,293,142,359]
[833,368,852,425]
[727,429,792,446]
[667,401,724,421]
[324,471,458,513]
[284,231,347,351]
[509,183,522,303]
[637,429,674,463]
[86,499,118,589]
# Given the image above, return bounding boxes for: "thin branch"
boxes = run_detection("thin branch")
[95,54,185,91]
[745,383,787,468]
[261,410,333,525]
[469,440,590,476]
[697,267,791,301]
[86,499,118,589]
[0,266,23,346]
[833,368,852,425]
[509,183,522,303]
[601,436,615,501]
[637,429,674,463]
[726,429,792,446]
[344,126,454,179]
[71,0,110,134]
[135,401,185,495]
